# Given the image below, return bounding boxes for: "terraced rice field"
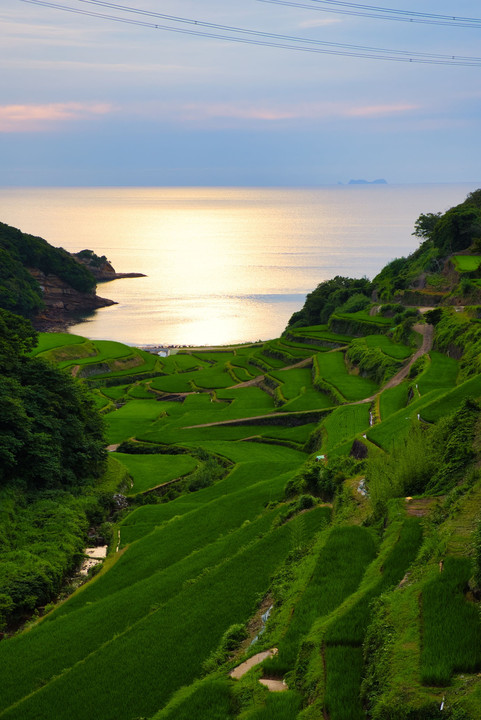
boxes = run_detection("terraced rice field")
[11,318,470,720]
[315,351,378,401]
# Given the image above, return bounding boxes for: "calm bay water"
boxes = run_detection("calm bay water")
[0,184,477,346]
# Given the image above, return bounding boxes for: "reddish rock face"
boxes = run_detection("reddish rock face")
[28,267,116,331]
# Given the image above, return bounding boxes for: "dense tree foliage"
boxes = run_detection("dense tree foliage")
[287,276,372,328]
[0,222,96,318]
[0,308,107,629]
[412,212,442,240]
[373,190,481,301]
[431,206,481,256]
[0,309,106,489]
[74,249,109,268]
[0,246,44,317]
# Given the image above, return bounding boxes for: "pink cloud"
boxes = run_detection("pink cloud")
[179,101,347,124]
[347,104,419,118]
[188,103,300,121]
[0,102,114,132]
[176,101,421,125]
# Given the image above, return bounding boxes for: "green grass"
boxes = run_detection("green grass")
[128,382,155,399]
[379,383,409,420]
[316,352,378,401]
[94,347,160,378]
[324,646,365,720]
[104,400,167,444]
[417,351,458,395]
[290,324,353,344]
[152,678,235,720]
[0,509,286,715]
[420,374,481,422]
[367,390,443,450]
[421,557,481,686]
[30,332,87,356]
[263,526,378,676]
[101,384,129,401]
[280,389,333,412]
[325,518,423,646]
[216,387,275,416]
[10,323,469,720]
[111,452,198,493]
[363,334,411,360]
[169,353,209,371]
[335,310,393,326]
[1,511,324,720]
[270,368,313,401]
[242,691,302,719]
[321,404,371,454]
[55,454,306,613]
[57,339,133,369]
[453,255,481,272]
[150,369,215,393]
[89,389,112,410]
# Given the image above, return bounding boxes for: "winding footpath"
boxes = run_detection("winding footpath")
[183,324,434,430]
[383,323,434,391]
[352,322,434,405]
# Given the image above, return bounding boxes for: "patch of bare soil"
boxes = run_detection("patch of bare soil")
[405,496,438,517]
[259,678,288,692]
[229,648,278,680]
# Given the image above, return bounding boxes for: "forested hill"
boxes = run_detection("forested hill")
[0,308,108,630]
[288,189,481,330]
[0,221,123,332]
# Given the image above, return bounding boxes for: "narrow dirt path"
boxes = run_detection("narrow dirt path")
[229,649,278,680]
[184,324,434,428]
[351,323,434,405]
[259,678,288,692]
[228,356,312,390]
[382,323,434,391]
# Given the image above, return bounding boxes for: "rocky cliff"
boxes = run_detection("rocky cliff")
[29,268,117,331]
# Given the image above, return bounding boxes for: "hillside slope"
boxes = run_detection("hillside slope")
[0,221,115,328]
[1,194,481,719]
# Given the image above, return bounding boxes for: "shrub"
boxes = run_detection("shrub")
[298,494,316,510]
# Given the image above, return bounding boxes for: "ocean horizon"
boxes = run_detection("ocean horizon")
[1,183,478,346]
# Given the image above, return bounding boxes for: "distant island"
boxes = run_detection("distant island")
[348,178,387,185]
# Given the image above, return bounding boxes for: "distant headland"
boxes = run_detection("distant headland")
[347,178,388,185]
[0,221,145,332]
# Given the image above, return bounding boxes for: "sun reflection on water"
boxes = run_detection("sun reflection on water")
[0,184,472,346]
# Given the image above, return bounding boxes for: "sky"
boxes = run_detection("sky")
[2,0,481,186]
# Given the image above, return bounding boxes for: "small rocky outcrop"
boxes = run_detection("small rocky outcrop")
[73,249,146,282]
[29,267,117,331]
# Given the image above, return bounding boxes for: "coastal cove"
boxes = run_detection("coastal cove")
[1,183,478,346]
[3,187,481,719]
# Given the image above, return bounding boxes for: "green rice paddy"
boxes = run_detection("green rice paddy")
[10,321,481,720]
[421,557,481,685]
[417,351,458,395]
[111,452,198,493]
[315,351,378,401]
[453,255,481,272]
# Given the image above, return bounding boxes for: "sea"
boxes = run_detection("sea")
[0,184,478,347]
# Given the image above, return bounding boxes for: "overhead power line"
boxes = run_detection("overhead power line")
[19,0,481,66]
[259,0,481,29]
